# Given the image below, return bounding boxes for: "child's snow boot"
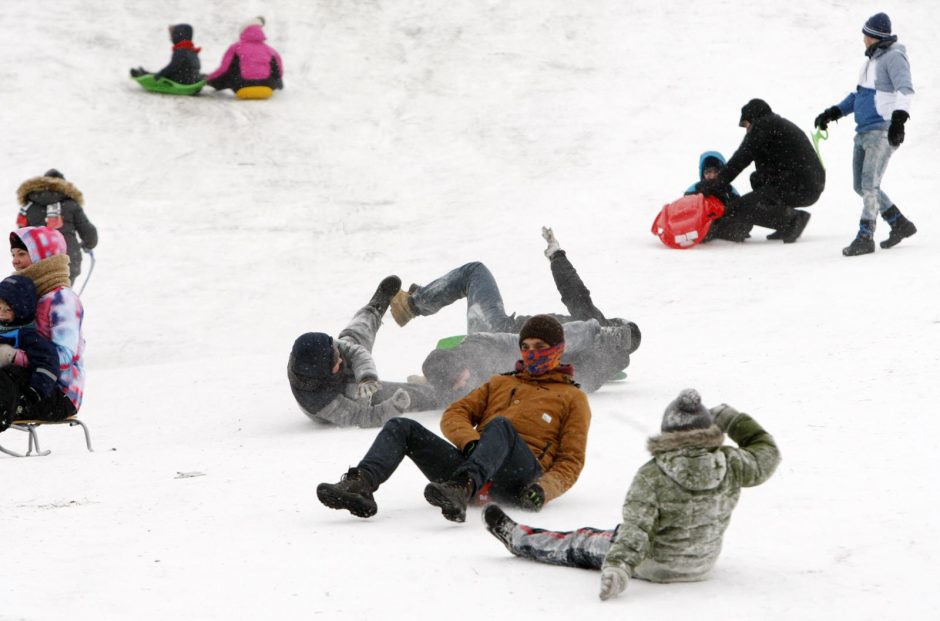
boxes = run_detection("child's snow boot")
[842,220,876,257]
[316,467,378,518]
[880,206,917,249]
[424,472,475,522]
[367,275,401,316]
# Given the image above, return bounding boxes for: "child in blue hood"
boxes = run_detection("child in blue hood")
[0,275,60,431]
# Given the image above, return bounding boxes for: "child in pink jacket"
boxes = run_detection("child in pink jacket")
[207,17,284,93]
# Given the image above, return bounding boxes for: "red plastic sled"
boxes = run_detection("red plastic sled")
[651,194,726,249]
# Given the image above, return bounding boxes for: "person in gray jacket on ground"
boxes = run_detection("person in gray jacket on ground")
[288,276,447,428]
[483,389,780,601]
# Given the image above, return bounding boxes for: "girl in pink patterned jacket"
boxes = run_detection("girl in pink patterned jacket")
[207,17,284,93]
[9,227,85,420]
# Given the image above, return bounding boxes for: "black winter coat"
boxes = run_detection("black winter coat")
[16,176,98,283]
[720,113,825,200]
[155,24,202,84]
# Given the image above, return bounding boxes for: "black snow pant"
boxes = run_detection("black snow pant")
[717,170,824,234]
[207,56,283,92]
[357,417,542,505]
[0,368,75,432]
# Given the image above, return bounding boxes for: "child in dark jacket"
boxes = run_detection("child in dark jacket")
[16,169,98,284]
[130,24,203,84]
[0,275,60,431]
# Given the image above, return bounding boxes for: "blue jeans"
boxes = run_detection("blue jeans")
[853,130,896,225]
[410,258,608,334]
[357,417,542,503]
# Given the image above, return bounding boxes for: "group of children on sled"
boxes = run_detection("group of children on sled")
[130,17,284,98]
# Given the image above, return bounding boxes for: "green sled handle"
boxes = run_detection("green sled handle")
[812,128,828,169]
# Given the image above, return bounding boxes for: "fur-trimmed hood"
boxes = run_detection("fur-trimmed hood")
[16,176,84,207]
[648,425,727,491]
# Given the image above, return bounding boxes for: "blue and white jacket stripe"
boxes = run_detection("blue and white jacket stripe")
[837,43,914,133]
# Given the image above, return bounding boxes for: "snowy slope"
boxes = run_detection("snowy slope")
[2,1,939,619]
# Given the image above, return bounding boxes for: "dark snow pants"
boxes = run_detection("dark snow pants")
[357,416,542,504]
[0,368,75,432]
[721,171,823,231]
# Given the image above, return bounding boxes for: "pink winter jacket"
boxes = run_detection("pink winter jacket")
[13,226,85,411]
[207,25,283,81]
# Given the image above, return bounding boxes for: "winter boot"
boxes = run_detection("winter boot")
[390,284,419,327]
[316,467,378,518]
[424,472,475,523]
[594,322,641,356]
[781,210,811,243]
[367,275,401,316]
[842,220,876,257]
[880,206,917,249]
[482,504,518,554]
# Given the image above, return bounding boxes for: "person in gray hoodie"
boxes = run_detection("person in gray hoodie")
[482,389,780,601]
[814,12,916,256]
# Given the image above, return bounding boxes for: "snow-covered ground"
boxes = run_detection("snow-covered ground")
[3,1,939,619]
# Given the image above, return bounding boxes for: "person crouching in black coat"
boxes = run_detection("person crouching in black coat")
[699,99,825,243]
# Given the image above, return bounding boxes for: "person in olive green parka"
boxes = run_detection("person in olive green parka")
[483,388,780,601]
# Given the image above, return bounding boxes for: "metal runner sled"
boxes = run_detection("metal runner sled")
[0,417,93,457]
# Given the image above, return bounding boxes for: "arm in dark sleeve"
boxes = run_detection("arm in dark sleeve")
[72,205,98,250]
[718,133,756,185]
[21,332,60,398]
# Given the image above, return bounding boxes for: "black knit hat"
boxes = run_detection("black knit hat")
[290,332,337,379]
[862,13,892,40]
[739,98,773,127]
[518,314,565,347]
[661,389,713,433]
[44,169,64,179]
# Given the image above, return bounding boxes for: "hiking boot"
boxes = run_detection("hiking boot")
[482,504,518,554]
[842,236,875,257]
[766,229,784,240]
[316,468,377,518]
[424,473,474,523]
[781,210,811,243]
[367,275,401,316]
[880,216,917,249]
[390,284,419,327]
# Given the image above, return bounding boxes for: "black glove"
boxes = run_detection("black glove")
[518,483,545,512]
[888,110,909,147]
[695,179,731,205]
[814,106,843,130]
[462,440,478,458]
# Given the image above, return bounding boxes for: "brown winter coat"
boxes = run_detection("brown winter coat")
[440,369,591,503]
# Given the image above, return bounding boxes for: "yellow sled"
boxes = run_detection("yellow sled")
[236,86,274,100]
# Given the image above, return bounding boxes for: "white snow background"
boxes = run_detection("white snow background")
[2,1,939,619]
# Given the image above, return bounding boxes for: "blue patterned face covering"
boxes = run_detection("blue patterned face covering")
[519,343,565,376]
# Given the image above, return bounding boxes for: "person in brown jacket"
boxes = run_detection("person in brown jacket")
[316,314,592,523]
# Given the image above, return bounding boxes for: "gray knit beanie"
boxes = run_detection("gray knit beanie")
[661,389,713,433]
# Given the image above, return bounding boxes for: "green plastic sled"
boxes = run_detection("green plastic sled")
[436,335,466,350]
[132,74,206,96]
